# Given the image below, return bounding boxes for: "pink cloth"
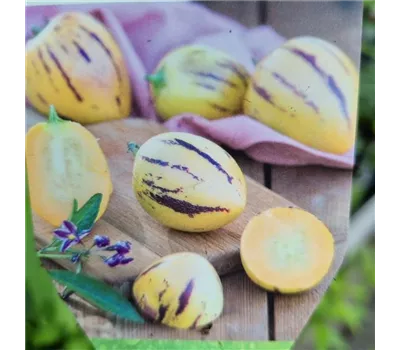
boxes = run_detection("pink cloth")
[25,3,355,169]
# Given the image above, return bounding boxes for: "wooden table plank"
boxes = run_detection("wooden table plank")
[265,1,364,340]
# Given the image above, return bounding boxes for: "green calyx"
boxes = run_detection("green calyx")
[31,25,43,36]
[127,142,141,156]
[48,105,65,124]
[145,67,166,95]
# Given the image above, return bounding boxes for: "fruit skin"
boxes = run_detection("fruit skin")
[132,252,224,330]
[147,44,250,121]
[25,12,131,124]
[131,132,247,232]
[244,36,359,155]
[240,207,335,294]
[26,106,113,226]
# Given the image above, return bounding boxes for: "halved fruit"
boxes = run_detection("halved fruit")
[26,106,113,226]
[240,207,334,294]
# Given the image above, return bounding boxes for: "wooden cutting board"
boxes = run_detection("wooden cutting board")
[26,107,294,284]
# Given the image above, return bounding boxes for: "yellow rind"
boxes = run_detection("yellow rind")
[149,44,250,121]
[132,252,224,329]
[132,132,247,232]
[244,36,359,155]
[26,12,131,124]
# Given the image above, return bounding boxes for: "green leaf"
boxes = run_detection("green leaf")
[70,193,102,234]
[69,199,79,221]
[49,270,145,324]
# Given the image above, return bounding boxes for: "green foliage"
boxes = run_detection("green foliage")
[49,269,145,324]
[296,243,375,350]
[69,193,103,234]
[25,170,94,350]
[91,339,294,350]
[351,1,375,214]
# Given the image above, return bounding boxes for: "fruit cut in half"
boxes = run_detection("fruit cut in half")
[26,106,113,226]
[240,207,334,294]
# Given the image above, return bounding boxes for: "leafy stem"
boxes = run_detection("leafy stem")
[35,194,136,321]
[37,252,76,260]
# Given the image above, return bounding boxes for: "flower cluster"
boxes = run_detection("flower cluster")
[98,237,134,267]
[52,221,133,268]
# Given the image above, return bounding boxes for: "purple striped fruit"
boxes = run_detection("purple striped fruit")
[146,44,250,121]
[25,12,131,124]
[244,36,359,155]
[129,132,247,233]
[132,252,224,330]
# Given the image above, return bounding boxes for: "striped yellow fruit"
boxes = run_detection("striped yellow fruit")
[244,36,359,155]
[25,12,131,124]
[129,132,247,232]
[133,252,224,329]
[147,45,250,121]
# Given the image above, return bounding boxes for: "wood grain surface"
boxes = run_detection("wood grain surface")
[26,107,293,284]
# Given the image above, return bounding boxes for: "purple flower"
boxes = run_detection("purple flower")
[105,241,132,254]
[54,220,77,239]
[104,253,133,268]
[53,220,89,253]
[94,235,110,248]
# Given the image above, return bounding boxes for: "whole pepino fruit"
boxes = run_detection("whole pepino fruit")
[146,45,250,121]
[244,36,359,155]
[129,132,247,232]
[25,12,132,124]
[132,252,224,330]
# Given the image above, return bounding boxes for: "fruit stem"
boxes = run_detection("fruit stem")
[145,67,166,94]
[31,25,42,36]
[127,142,141,156]
[48,105,64,124]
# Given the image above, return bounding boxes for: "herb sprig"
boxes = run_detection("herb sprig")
[36,194,143,323]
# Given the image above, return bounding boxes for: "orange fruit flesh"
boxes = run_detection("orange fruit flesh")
[26,121,113,226]
[240,207,334,294]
